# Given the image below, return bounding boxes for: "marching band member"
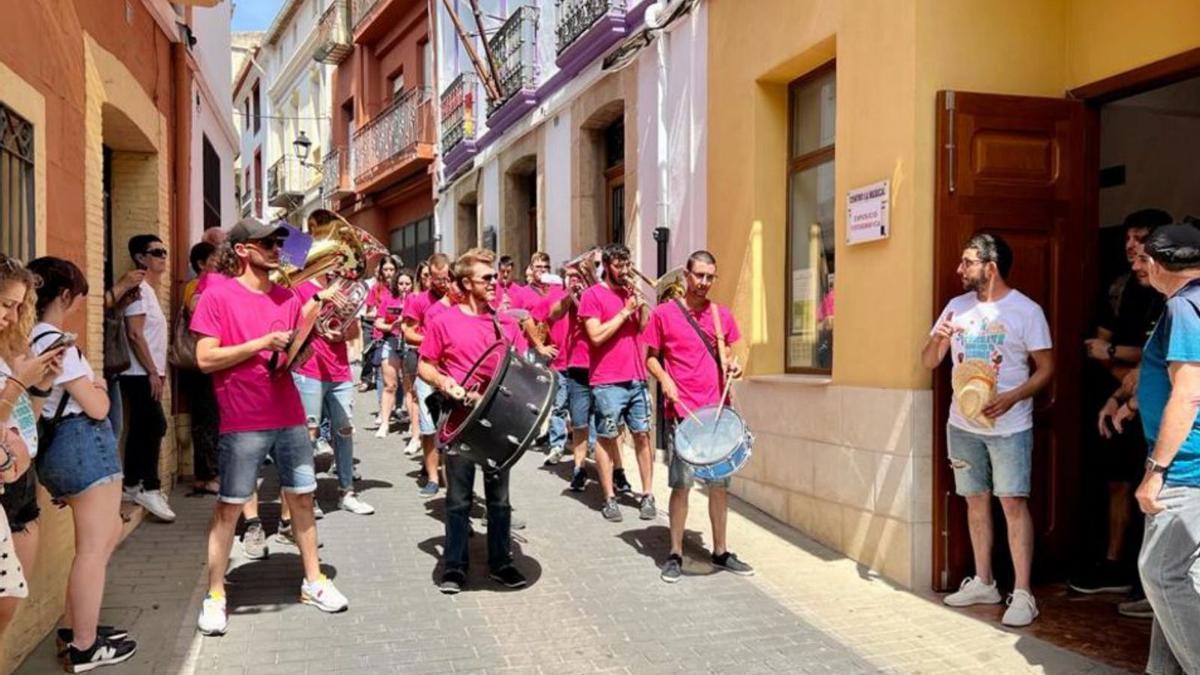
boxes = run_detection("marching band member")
[418,248,527,594]
[579,243,656,522]
[402,253,456,498]
[644,250,754,583]
[534,266,589,472]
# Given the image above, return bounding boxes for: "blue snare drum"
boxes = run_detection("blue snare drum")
[673,405,753,482]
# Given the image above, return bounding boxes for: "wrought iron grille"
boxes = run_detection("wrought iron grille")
[352,88,432,184]
[440,72,478,153]
[555,0,623,54]
[313,0,352,64]
[320,146,352,201]
[0,103,35,260]
[267,156,313,203]
[488,5,540,115]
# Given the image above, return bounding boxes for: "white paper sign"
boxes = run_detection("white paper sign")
[846,180,889,245]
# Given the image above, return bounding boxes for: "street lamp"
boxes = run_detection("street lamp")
[293,131,313,163]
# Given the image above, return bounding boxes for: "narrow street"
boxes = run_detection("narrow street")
[11,392,1119,674]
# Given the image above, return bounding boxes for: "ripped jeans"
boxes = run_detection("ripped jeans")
[945,423,1032,497]
[293,373,356,492]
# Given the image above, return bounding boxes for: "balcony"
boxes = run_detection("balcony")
[313,0,352,64]
[555,0,626,72]
[267,156,315,208]
[351,88,435,194]
[320,146,355,203]
[240,192,254,218]
[487,5,539,122]
[440,72,478,175]
[352,0,383,28]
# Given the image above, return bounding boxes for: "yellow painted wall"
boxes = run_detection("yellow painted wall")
[710,0,1200,391]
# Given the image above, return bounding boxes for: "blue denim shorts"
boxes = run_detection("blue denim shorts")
[946,424,1033,497]
[36,416,123,500]
[415,377,436,436]
[592,381,651,439]
[218,426,316,503]
[292,373,354,432]
[562,368,593,430]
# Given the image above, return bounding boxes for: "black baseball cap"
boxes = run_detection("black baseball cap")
[1145,222,1200,266]
[228,217,288,244]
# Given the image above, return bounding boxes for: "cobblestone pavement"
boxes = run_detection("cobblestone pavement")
[17,391,1121,674]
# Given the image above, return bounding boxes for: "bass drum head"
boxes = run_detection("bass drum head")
[674,405,747,467]
[437,342,509,447]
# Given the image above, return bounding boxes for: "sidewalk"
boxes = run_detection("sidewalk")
[15,391,1122,674]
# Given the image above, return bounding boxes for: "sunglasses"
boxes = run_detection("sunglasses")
[475,273,498,284]
[250,238,286,250]
[144,248,169,258]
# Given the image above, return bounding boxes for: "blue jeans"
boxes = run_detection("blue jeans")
[105,374,122,440]
[218,426,315,504]
[945,424,1033,497]
[1139,485,1200,675]
[293,374,355,492]
[592,381,651,439]
[443,453,511,573]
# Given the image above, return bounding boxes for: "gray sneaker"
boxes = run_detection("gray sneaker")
[639,494,657,520]
[711,551,754,576]
[661,554,683,583]
[419,483,439,498]
[242,522,268,560]
[277,522,324,549]
[601,498,622,522]
[1118,598,1153,619]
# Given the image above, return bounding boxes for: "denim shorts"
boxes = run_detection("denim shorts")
[592,381,651,439]
[561,368,593,430]
[292,373,354,433]
[946,424,1033,498]
[36,416,123,500]
[665,417,731,490]
[379,336,404,363]
[218,426,316,504]
[415,377,436,436]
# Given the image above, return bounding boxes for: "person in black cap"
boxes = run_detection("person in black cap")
[190,217,350,636]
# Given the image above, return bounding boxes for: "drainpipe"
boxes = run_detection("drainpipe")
[652,0,670,278]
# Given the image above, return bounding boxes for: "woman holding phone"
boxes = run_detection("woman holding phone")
[27,257,136,672]
[374,261,412,440]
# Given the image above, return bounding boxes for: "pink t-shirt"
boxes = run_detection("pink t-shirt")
[643,300,741,419]
[419,306,522,385]
[494,282,539,312]
[577,283,647,385]
[190,278,307,433]
[403,289,454,341]
[375,288,406,339]
[293,281,351,383]
[533,287,588,371]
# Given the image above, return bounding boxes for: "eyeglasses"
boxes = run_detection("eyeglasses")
[474,273,498,284]
[689,272,718,282]
[958,258,986,268]
[144,248,168,258]
[250,238,286,250]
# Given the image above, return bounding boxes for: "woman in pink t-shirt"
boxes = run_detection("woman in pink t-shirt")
[374,266,412,440]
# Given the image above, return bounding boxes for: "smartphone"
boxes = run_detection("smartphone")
[41,332,76,354]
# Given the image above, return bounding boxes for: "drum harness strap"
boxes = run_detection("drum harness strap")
[672,300,728,385]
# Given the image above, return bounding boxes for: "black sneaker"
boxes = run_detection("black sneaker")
[488,565,527,589]
[55,627,128,653]
[569,468,587,492]
[712,551,755,576]
[601,497,623,522]
[439,569,465,595]
[63,636,137,673]
[1068,561,1133,595]
[613,469,634,496]
[661,554,683,584]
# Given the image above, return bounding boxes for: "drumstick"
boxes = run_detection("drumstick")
[673,398,703,426]
[710,357,739,441]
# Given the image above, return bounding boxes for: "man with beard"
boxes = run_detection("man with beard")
[921,233,1054,627]
[1072,209,1170,604]
[402,253,457,498]
[418,248,526,594]
[192,218,349,636]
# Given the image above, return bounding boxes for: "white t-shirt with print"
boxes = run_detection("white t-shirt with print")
[0,358,39,457]
[31,322,95,419]
[931,289,1053,436]
[122,280,167,377]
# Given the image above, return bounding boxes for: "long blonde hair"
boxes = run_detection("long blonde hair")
[0,255,37,363]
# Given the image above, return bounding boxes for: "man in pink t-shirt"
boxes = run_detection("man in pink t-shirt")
[644,250,754,584]
[578,243,656,523]
[417,248,527,595]
[402,253,456,497]
[493,253,554,361]
[190,218,349,637]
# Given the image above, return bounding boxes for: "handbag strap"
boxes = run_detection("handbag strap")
[31,330,71,423]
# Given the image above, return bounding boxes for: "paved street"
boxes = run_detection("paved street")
[17,391,1120,674]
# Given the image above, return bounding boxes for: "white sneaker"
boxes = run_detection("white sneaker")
[197,595,228,635]
[1002,589,1039,627]
[374,426,388,439]
[315,438,334,457]
[339,492,375,515]
[544,447,565,465]
[301,575,348,613]
[943,576,1002,607]
[313,503,325,520]
[134,489,177,523]
[122,485,139,503]
[403,438,421,456]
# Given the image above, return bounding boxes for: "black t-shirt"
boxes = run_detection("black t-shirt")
[1099,273,1164,349]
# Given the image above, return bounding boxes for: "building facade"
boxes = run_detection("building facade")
[0,0,233,669]
[708,0,1200,594]
[432,0,707,279]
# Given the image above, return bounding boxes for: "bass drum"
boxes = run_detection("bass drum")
[437,342,557,473]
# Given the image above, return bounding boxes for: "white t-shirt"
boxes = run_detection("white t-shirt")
[31,323,95,418]
[931,289,1053,436]
[0,358,39,457]
[122,281,167,377]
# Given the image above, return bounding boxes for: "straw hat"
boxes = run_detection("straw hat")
[952,360,997,428]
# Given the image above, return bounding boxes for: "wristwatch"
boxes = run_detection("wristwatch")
[1146,457,1169,475]
[1107,343,1117,360]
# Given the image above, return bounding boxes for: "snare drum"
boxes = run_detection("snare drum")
[673,405,753,482]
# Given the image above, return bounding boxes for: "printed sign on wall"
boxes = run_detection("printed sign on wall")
[846,180,889,245]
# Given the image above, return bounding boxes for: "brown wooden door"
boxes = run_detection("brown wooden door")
[932,91,1092,590]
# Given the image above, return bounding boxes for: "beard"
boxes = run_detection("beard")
[961,274,986,293]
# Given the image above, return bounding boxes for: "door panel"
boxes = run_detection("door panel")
[932,91,1089,591]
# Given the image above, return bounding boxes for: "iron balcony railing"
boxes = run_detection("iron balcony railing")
[320,146,353,201]
[440,72,478,154]
[556,0,623,54]
[267,156,314,207]
[240,192,254,217]
[313,0,352,64]
[488,5,539,115]
[352,88,434,185]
